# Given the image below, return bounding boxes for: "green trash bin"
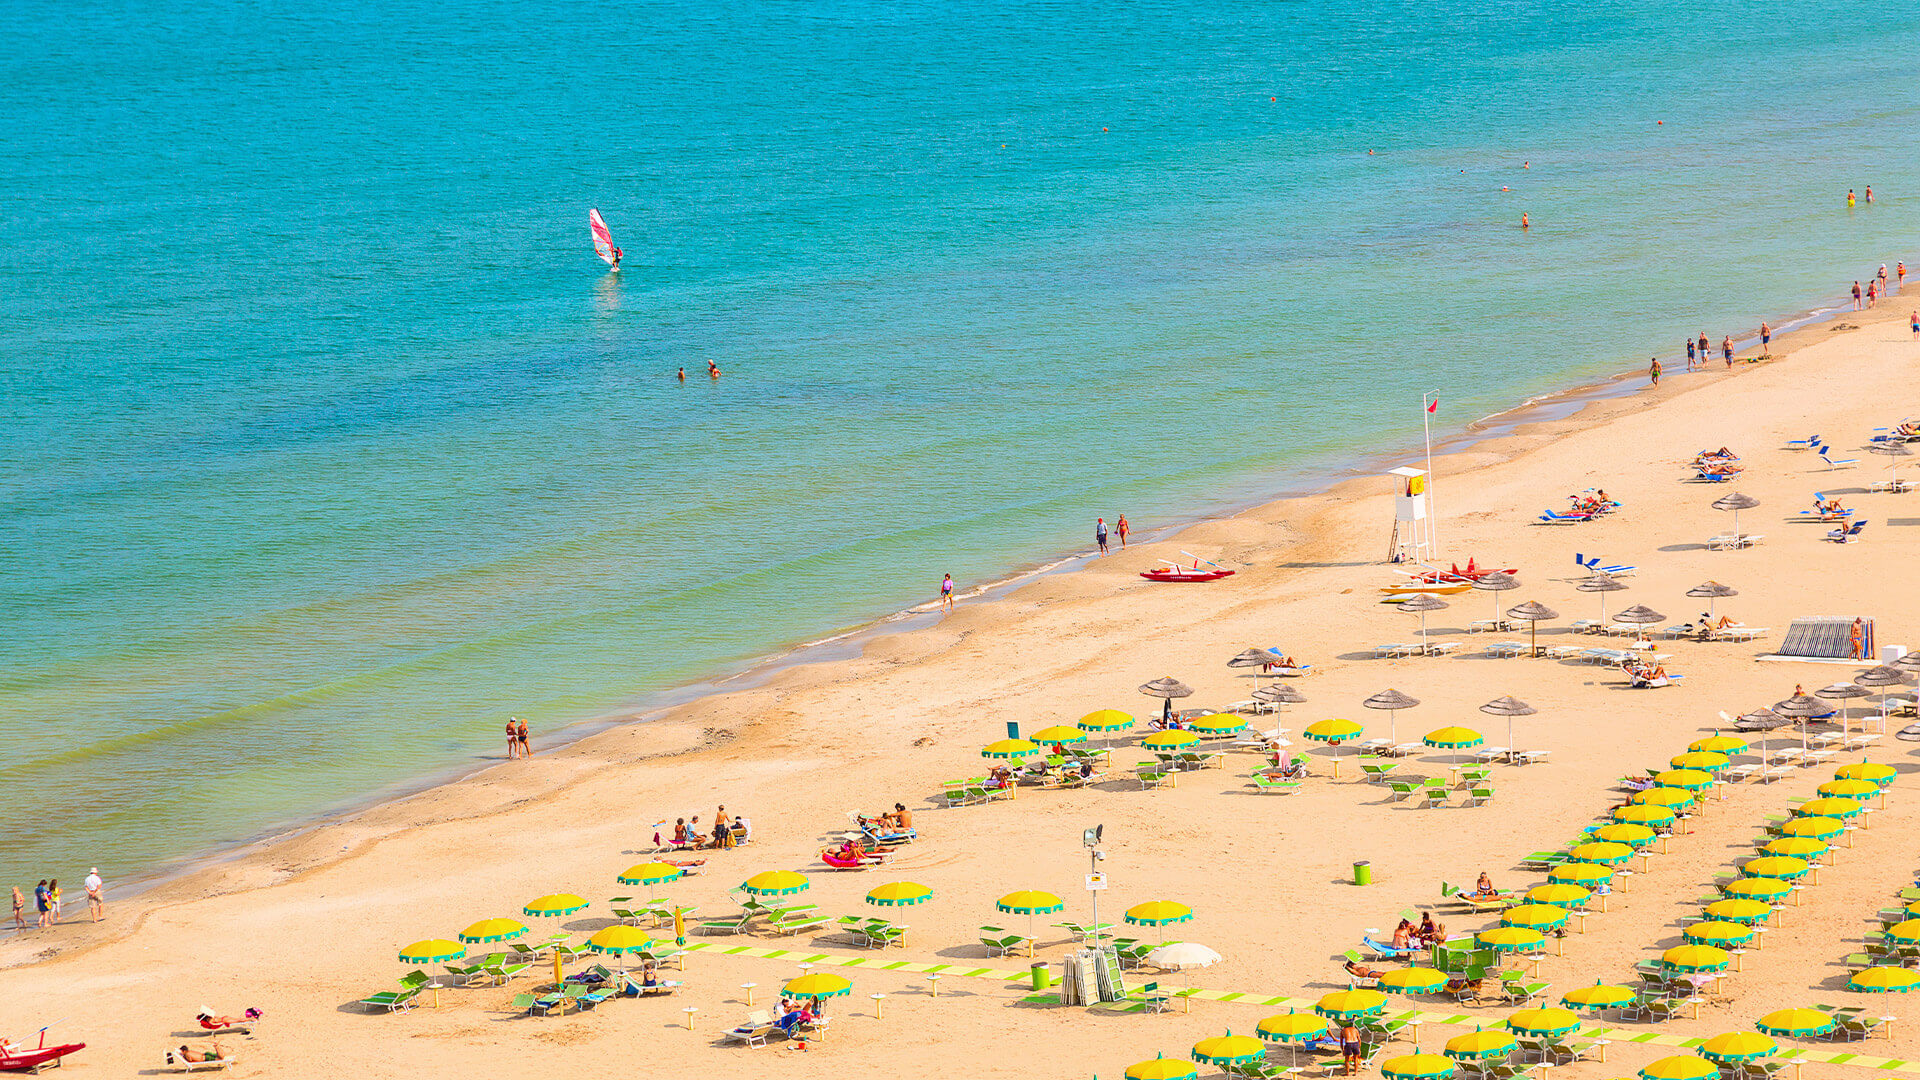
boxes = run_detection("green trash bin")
[1352,860,1372,886]
[1030,961,1051,990]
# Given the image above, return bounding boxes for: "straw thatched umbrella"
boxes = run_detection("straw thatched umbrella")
[1472,571,1521,623]
[1479,695,1538,758]
[1228,648,1275,692]
[1855,666,1910,726]
[1576,573,1628,623]
[1735,708,1790,757]
[1253,683,1305,716]
[1362,688,1421,744]
[1711,492,1760,542]
[1686,581,1739,619]
[1868,442,1913,490]
[1610,605,1665,640]
[1140,677,1194,726]
[1817,682,1873,736]
[1505,601,1559,657]
[1773,693,1830,750]
[1398,593,1450,648]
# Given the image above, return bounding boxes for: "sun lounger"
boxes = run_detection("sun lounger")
[1249,774,1303,794]
[696,912,753,936]
[1818,448,1860,470]
[1510,749,1550,765]
[1485,641,1528,657]
[168,1051,239,1072]
[725,1010,777,1047]
[1421,783,1449,809]
[1827,521,1867,543]
[1426,641,1464,655]
[1707,533,1764,549]
[1137,766,1173,789]
[1468,618,1515,633]
[1567,620,1602,634]
[1374,643,1419,658]
[1362,936,1417,960]
[1472,746,1510,762]
[978,928,1028,957]
[1785,434,1821,449]
[1465,785,1495,807]
[1576,554,1636,576]
[1536,510,1590,525]
[1359,761,1399,782]
[1869,478,1913,494]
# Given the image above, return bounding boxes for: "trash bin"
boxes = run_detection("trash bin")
[1030,961,1051,990]
[1352,860,1372,886]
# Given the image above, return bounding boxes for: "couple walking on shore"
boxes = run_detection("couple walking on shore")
[504,717,531,760]
[1095,515,1131,555]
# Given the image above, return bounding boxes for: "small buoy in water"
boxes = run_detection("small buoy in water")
[1270,96,1276,102]
[1102,127,1108,132]
[1657,120,1663,125]
[1501,186,1510,192]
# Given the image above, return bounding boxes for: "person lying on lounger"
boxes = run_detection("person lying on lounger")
[169,1043,231,1064]
[1343,959,1383,981]
[196,1008,260,1031]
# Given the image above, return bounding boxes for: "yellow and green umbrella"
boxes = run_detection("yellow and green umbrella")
[616,862,684,889]
[981,738,1040,759]
[1029,725,1089,745]
[1883,919,1920,945]
[740,870,811,897]
[1188,713,1249,736]
[1476,927,1545,953]
[1504,1007,1580,1038]
[1191,1033,1265,1067]
[1834,762,1895,787]
[1776,817,1842,840]
[1256,1011,1329,1044]
[1755,1008,1835,1038]
[1591,824,1656,848]
[1303,718,1363,743]
[1639,1055,1719,1080]
[1702,898,1771,925]
[1761,837,1827,860]
[1721,878,1790,902]
[1561,982,1636,1011]
[1690,735,1747,755]
[1653,769,1715,791]
[1126,900,1194,927]
[1632,787,1695,809]
[523,893,589,918]
[997,889,1065,915]
[1614,804,1676,827]
[1078,709,1136,733]
[784,972,853,1000]
[458,917,528,944]
[1526,884,1592,909]
[1382,1051,1457,1080]
[1500,905,1568,932]
[1444,1028,1516,1062]
[1684,921,1755,947]
[1548,863,1613,887]
[1424,726,1484,749]
[1699,1032,1777,1063]
[865,881,933,907]
[1819,778,1879,801]
[1851,967,1920,993]
[1380,968,1449,995]
[399,938,465,964]
[1569,841,1634,866]
[1670,752,1731,772]
[1314,989,1387,1020]
[586,925,655,955]
[1795,797,1862,820]
[1741,856,1809,881]
[1660,944,1730,973]
[1125,1055,1199,1080]
[1143,729,1202,750]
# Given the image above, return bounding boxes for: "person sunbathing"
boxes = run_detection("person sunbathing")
[986,765,1013,789]
[1342,959,1382,981]
[1471,872,1498,898]
[169,1043,230,1065]
[774,999,816,1034]
[1390,919,1414,950]
[196,1008,260,1031]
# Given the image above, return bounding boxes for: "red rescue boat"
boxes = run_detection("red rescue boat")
[1,1039,85,1073]
[1140,566,1236,583]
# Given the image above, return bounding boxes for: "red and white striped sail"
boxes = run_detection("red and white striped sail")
[589,208,616,266]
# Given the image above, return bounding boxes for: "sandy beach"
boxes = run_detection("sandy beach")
[8,297,1920,1080]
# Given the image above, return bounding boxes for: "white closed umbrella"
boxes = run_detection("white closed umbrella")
[1145,941,1222,1013]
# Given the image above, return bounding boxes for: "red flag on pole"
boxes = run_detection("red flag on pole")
[1427,398,1438,413]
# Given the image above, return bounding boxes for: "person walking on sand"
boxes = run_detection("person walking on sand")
[506,718,521,760]
[33,881,49,928]
[1649,358,1661,387]
[10,886,23,931]
[1911,311,1918,339]
[84,868,103,922]
[1697,332,1709,360]
[515,717,531,757]
[1685,338,1696,370]
[1722,335,1734,367]
[940,573,954,612]
[1879,264,1889,289]
[1760,321,1771,353]
[1116,514,1130,548]
[1853,281,1863,310]
[1095,517,1109,555]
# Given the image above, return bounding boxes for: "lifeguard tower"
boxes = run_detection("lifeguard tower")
[1386,466,1434,564]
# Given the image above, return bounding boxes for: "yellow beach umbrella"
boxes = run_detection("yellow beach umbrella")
[1188,713,1249,736]
[1476,927,1545,953]
[1078,709,1136,733]
[1526,884,1592,909]
[1125,1055,1199,1080]
[1592,824,1656,848]
[1851,967,1920,993]
[523,893,589,918]
[1721,878,1790,902]
[784,972,853,1001]
[1143,729,1202,750]
[1029,725,1088,745]
[1126,900,1194,926]
[740,870,811,896]
[1500,905,1568,932]
[1548,863,1613,887]
[1755,1008,1835,1037]
[1884,919,1920,945]
[458,917,528,944]
[1834,762,1895,787]
[1561,982,1636,1011]
[399,938,465,964]
[586,925,654,955]
[1670,752,1731,772]
[1741,856,1809,881]
[1632,787,1695,808]
[1690,735,1748,755]
[865,881,933,907]
[1684,921,1755,947]
[1303,718,1363,742]
[997,889,1065,944]
[616,862,684,889]
[1380,968,1449,995]
[1568,841,1634,866]
[1640,1055,1719,1080]
[1504,1007,1580,1038]
[1761,837,1827,860]
[1819,778,1879,800]
[1444,1028,1516,1061]
[1314,989,1387,1019]
[1702,898,1771,925]
[1613,804,1675,827]
[1257,1011,1329,1043]
[1191,1033,1266,1067]
[1776,817,1842,840]
[1382,1051,1458,1080]
[1795,797,1862,820]
[1653,769,1714,791]
[1423,726,1484,748]
[981,738,1040,759]
[1660,944,1730,972]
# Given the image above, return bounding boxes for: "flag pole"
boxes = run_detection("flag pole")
[1423,391,1439,557]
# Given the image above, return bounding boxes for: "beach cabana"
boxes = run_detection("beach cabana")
[1755,1008,1835,1038]
[1362,688,1420,744]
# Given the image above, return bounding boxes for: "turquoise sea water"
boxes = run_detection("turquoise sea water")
[5,0,1920,883]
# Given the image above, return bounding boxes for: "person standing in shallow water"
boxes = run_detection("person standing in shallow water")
[940,574,954,612]
[1649,358,1661,387]
[1095,517,1109,555]
[506,718,520,760]
[516,717,530,757]
[1116,514,1130,548]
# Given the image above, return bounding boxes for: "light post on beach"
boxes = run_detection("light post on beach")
[1084,824,1106,954]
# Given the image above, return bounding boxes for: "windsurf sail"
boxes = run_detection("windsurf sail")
[589,209,616,266]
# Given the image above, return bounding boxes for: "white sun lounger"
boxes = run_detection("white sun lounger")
[1568,620,1602,634]
[1707,533,1764,550]
[1425,641,1464,656]
[1757,765,1795,783]
[1544,645,1584,660]
[1485,641,1528,657]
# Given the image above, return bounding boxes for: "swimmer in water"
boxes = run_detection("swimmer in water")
[1848,189,1857,208]
[707,360,721,379]
[1520,212,1529,230]
[677,366,686,382]
[1866,185,1874,204]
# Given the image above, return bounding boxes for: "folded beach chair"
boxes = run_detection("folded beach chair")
[1827,520,1867,543]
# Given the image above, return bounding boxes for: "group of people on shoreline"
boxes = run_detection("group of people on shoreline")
[1851,262,1904,310]
[8,870,104,931]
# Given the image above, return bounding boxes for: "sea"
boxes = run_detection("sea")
[5,0,1920,886]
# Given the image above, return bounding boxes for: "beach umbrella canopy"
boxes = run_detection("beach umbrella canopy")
[981,738,1040,759]
[1641,1056,1721,1080]
[1722,878,1791,902]
[1253,685,1307,706]
[1548,863,1613,887]
[1500,905,1569,932]
[399,938,465,964]
[1479,695,1538,750]
[1228,648,1276,669]
[1687,581,1739,617]
[1851,967,1920,993]
[1776,816,1842,840]
[1303,718,1363,743]
[1611,604,1665,627]
[865,881,933,907]
[1755,1008,1835,1038]
[1670,751,1731,772]
[1363,689,1421,743]
[1660,944,1731,972]
[1526,884,1592,909]
[1711,491,1760,538]
[523,893,589,918]
[1380,968,1449,995]
[1124,1055,1199,1080]
[1632,787,1695,809]
[1735,708,1792,732]
[1256,1011,1329,1044]
[1143,729,1203,750]
[1444,1028,1516,1062]
[1690,734,1748,755]
[586,925,655,955]
[1760,837,1828,860]
[1398,592,1451,641]
[1315,989,1387,1020]
[1854,665,1908,688]
[1592,824,1656,848]
[1613,804,1675,827]
[1835,762,1896,787]
[1654,769,1715,791]
[1884,919,1920,946]
[458,918,529,944]
[1078,709,1136,733]
[1191,1033,1266,1067]
[1147,941,1223,970]
[784,972,852,1000]
[1577,573,1629,621]
[1126,901,1194,928]
[1740,856,1809,881]
[1561,982,1636,1011]
[1817,681,1872,714]
[1702,899,1772,924]
[1568,841,1634,866]
[1383,1051,1458,1080]
[1140,677,1195,699]
[1473,571,1522,621]
[1771,694,1828,718]
[1030,724,1089,745]
[1504,603,1558,654]
[617,862,684,887]
[996,890,1065,915]
[1897,652,1920,674]
[1685,921,1756,947]
[1475,927,1545,953]
[1795,797,1862,820]
[1424,726,1484,750]
[741,870,811,897]
[1869,441,1914,486]
[1187,713,1248,736]
[1505,1007,1581,1038]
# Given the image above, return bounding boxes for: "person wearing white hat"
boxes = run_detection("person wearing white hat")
[84,868,103,922]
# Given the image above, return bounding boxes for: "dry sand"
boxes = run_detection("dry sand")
[6,301,1920,1079]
